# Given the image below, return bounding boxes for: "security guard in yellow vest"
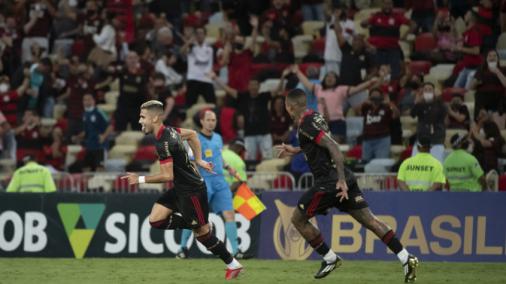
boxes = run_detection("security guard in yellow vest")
[398,137,446,191]
[6,155,56,193]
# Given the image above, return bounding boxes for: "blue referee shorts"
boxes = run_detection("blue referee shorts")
[205,175,233,214]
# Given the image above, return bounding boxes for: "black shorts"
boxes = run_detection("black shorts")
[156,186,209,229]
[298,179,368,218]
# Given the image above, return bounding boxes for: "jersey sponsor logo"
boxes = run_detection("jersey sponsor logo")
[273,199,314,260]
[406,165,434,172]
[57,203,106,259]
[365,114,383,125]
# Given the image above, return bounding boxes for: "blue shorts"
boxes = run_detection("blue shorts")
[205,175,233,213]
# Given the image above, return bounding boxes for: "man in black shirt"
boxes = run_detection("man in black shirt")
[210,72,282,161]
[275,89,419,282]
[114,51,148,131]
[339,35,375,86]
[121,100,243,280]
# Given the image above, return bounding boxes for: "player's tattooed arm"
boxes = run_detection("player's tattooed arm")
[317,133,346,181]
[317,133,349,201]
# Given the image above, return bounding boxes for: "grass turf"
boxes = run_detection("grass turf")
[1,258,505,284]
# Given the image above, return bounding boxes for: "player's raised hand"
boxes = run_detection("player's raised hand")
[196,159,216,174]
[121,172,139,185]
[336,179,349,202]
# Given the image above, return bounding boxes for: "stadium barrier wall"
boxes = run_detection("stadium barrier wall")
[258,191,506,262]
[0,193,260,258]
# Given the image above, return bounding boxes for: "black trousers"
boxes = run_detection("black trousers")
[185,80,216,108]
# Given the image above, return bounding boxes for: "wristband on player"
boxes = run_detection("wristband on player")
[138,176,146,184]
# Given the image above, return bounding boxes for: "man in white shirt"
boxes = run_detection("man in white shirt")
[323,8,354,77]
[182,27,215,108]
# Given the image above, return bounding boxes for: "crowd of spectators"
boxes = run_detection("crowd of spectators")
[1,0,506,190]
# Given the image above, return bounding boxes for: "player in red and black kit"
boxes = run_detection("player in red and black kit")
[121,100,243,280]
[275,89,419,282]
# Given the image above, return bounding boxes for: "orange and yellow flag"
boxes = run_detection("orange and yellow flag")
[233,183,266,220]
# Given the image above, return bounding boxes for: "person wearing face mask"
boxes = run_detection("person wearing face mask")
[470,50,506,127]
[444,133,487,192]
[220,15,258,92]
[411,82,447,163]
[360,88,399,162]
[60,63,95,140]
[445,93,470,130]
[361,0,416,79]
[70,93,108,172]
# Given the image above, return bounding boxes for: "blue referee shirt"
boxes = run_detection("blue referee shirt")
[198,131,224,177]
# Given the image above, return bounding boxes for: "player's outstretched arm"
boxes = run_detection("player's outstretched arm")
[121,162,174,185]
[316,133,349,201]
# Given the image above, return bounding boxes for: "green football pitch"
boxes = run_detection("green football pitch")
[1,258,506,284]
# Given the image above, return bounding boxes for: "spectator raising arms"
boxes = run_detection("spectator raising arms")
[182,26,215,107]
[209,71,284,161]
[294,64,378,143]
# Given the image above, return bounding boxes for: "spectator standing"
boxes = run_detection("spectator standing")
[470,50,506,128]
[322,9,347,75]
[294,66,320,112]
[453,11,483,89]
[210,72,282,161]
[6,155,56,193]
[0,111,16,160]
[114,51,148,131]
[339,35,375,86]
[14,109,41,159]
[0,75,30,127]
[360,88,400,162]
[182,26,216,107]
[71,94,108,172]
[411,82,447,163]
[220,15,258,92]
[295,65,378,143]
[444,133,487,192]
[397,137,446,191]
[270,96,292,145]
[361,0,415,79]
[470,112,505,173]
[61,63,95,138]
[88,11,120,68]
[21,0,56,63]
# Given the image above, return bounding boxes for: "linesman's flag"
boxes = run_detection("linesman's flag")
[233,183,266,220]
